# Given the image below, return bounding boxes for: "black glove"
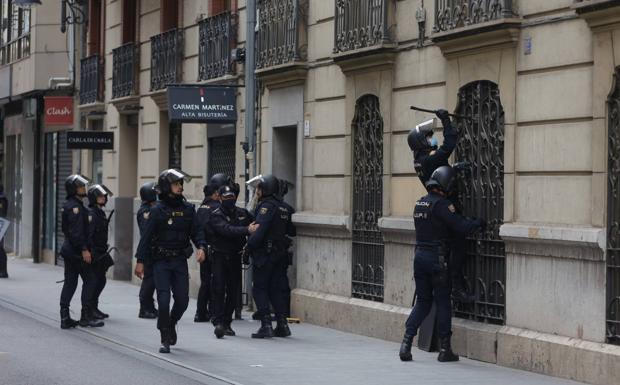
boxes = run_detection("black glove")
[435,109,450,122]
[474,218,487,230]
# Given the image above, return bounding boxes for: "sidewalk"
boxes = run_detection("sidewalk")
[0,259,585,385]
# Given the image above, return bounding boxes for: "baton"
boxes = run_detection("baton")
[410,105,473,121]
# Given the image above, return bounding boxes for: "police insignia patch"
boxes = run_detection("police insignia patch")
[88,215,92,223]
[260,207,268,215]
[448,204,456,213]
[73,207,79,214]
[143,212,150,219]
[168,218,173,225]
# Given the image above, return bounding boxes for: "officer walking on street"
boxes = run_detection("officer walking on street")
[408,109,474,303]
[247,175,296,339]
[137,182,159,319]
[134,169,207,353]
[209,185,257,338]
[399,166,483,362]
[194,173,231,323]
[59,174,104,329]
[86,184,114,320]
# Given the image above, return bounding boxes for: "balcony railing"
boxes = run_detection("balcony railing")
[198,11,235,81]
[333,0,392,54]
[150,28,183,91]
[433,0,516,33]
[112,42,139,99]
[256,0,307,69]
[80,54,103,105]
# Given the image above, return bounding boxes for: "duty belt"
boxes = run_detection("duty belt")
[154,247,185,259]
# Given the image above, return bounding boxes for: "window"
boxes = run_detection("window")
[0,0,31,65]
[169,122,182,170]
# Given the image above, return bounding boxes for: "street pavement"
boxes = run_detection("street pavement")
[0,258,587,385]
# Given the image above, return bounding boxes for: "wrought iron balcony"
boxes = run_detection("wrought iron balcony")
[112,42,139,99]
[198,12,236,81]
[150,28,183,91]
[433,0,516,33]
[333,0,394,54]
[79,54,103,105]
[256,0,307,69]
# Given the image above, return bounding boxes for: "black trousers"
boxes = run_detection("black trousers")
[252,254,288,320]
[59,257,96,310]
[449,236,468,288]
[0,238,7,274]
[196,259,212,316]
[153,257,189,330]
[92,261,108,308]
[210,252,242,325]
[139,262,157,311]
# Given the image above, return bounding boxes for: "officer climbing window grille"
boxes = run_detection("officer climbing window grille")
[208,134,236,179]
[606,66,620,346]
[351,94,385,302]
[169,122,182,170]
[453,81,506,325]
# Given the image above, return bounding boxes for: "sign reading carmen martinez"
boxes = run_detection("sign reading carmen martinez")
[167,86,237,123]
[67,131,114,150]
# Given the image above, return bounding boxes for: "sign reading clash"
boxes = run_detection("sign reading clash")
[67,131,114,150]
[44,96,74,127]
[167,86,237,123]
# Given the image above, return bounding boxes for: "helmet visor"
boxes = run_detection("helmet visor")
[164,169,192,184]
[93,184,113,197]
[72,174,91,188]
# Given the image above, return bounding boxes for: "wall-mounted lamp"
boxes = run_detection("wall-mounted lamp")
[61,0,86,33]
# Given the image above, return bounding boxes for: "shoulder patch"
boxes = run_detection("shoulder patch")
[88,215,92,223]
[143,212,150,220]
[259,207,269,215]
[448,204,456,213]
[72,207,80,214]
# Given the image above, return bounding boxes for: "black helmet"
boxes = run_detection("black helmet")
[87,184,113,207]
[139,182,157,203]
[65,174,91,197]
[407,121,434,153]
[425,166,456,193]
[203,173,231,196]
[156,169,192,196]
[257,174,279,197]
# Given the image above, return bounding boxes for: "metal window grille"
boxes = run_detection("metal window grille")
[607,67,620,345]
[255,0,305,69]
[351,94,385,302]
[112,42,139,99]
[169,123,182,170]
[79,54,103,105]
[150,28,183,91]
[433,0,515,33]
[334,0,391,54]
[453,81,506,324]
[208,135,236,179]
[198,11,235,81]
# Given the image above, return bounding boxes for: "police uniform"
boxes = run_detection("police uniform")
[59,195,101,328]
[400,168,481,362]
[247,176,293,338]
[137,202,158,317]
[194,197,219,321]
[276,197,296,317]
[209,192,254,336]
[87,204,110,318]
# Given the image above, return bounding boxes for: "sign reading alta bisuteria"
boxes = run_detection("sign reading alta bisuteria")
[167,85,237,123]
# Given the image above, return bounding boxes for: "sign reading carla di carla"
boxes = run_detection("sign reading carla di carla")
[67,131,114,150]
[167,86,237,123]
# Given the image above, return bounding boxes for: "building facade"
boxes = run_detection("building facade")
[56,0,620,384]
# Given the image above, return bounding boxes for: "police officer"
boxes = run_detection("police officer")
[0,184,9,278]
[134,169,207,353]
[194,173,231,323]
[59,174,104,329]
[247,175,295,338]
[399,166,483,362]
[407,109,473,303]
[137,182,158,319]
[209,185,256,338]
[275,179,297,317]
[86,184,114,320]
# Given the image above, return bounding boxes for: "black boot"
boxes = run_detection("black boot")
[60,307,78,329]
[274,318,291,337]
[169,319,178,346]
[224,323,236,336]
[79,307,104,327]
[194,311,211,323]
[399,333,414,361]
[159,329,170,353]
[437,336,459,362]
[0,271,7,278]
[92,307,109,319]
[251,316,274,339]
[214,323,226,339]
[139,308,158,319]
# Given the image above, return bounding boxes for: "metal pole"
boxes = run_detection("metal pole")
[244,0,257,312]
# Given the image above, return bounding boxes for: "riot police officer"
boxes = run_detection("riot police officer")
[87,184,114,320]
[247,175,295,338]
[399,166,483,362]
[137,182,158,319]
[408,109,473,303]
[194,173,231,323]
[209,185,256,338]
[134,169,207,353]
[275,179,296,317]
[59,174,103,329]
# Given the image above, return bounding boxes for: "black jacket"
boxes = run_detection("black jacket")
[87,206,109,256]
[60,196,89,259]
[210,205,254,254]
